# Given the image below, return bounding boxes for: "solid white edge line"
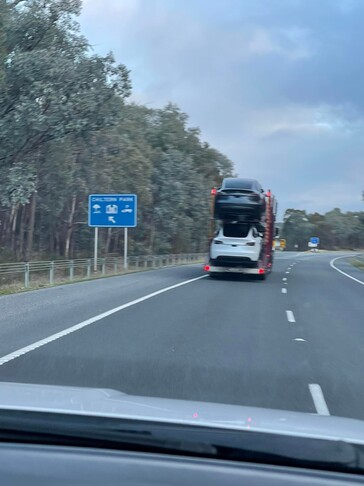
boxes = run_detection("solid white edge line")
[330,255,364,286]
[281,288,287,294]
[286,310,296,323]
[309,384,330,416]
[0,275,207,366]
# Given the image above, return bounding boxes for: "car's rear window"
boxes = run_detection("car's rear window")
[223,179,256,190]
[223,224,250,237]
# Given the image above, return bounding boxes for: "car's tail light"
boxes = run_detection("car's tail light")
[246,241,255,246]
[214,240,223,244]
[204,265,210,271]
[258,268,265,274]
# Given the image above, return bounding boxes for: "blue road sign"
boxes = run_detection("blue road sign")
[310,236,320,245]
[88,194,137,227]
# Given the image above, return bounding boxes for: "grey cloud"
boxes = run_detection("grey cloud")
[80,0,364,217]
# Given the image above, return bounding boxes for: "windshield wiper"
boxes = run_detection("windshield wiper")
[0,409,364,475]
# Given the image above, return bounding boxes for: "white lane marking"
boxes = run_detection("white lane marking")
[309,384,330,416]
[281,288,287,294]
[285,271,290,274]
[330,255,364,286]
[293,338,306,342]
[282,277,287,281]
[286,310,296,323]
[0,275,207,366]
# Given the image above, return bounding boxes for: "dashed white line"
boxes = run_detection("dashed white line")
[293,338,306,342]
[0,275,207,367]
[281,288,287,294]
[309,384,330,416]
[286,310,296,323]
[282,277,287,281]
[285,271,290,274]
[330,255,364,286]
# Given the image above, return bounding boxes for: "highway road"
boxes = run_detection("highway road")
[0,251,363,420]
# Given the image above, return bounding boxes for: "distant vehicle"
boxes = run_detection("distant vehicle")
[214,178,266,221]
[210,223,263,266]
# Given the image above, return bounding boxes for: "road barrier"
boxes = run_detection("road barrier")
[0,253,205,290]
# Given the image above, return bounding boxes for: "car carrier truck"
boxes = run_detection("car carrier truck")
[204,178,278,280]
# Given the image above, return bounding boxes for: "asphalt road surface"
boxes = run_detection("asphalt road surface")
[0,251,363,420]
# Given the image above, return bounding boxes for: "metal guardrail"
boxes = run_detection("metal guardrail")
[0,253,205,289]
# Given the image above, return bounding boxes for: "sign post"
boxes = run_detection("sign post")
[94,227,99,272]
[88,194,137,271]
[124,228,128,270]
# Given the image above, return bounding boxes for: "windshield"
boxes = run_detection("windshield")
[223,224,251,238]
[222,179,256,190]
[0,0,364,465]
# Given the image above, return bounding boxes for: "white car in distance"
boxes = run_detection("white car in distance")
[210,223,263,265]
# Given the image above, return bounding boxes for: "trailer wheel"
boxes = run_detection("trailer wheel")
[209,272,220,279]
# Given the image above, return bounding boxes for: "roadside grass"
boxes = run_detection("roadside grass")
[350,256,364,271]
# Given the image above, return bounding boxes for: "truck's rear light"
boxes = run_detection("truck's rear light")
[211,188,217,195]
[214,240,223,244]
[258,268,265,274]
[204,265,210,271]
[246,241,255,246]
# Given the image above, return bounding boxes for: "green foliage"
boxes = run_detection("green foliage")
[281,209,315,250]
[0,1,234,260]
[282,207,364,250]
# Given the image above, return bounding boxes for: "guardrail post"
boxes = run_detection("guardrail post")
[102,258,106,276]
[24,262,30,288]
[49,261,55,285]
[69,260,74,281]
[144,257,148,269]
[114,257,118,274]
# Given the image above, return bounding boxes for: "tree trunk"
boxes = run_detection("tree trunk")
[18,205,27,261]
[10,205,18,254]
[105,228,112,254]
[113,230,120,253]
[64,194,77,260]
[24,191,37,261]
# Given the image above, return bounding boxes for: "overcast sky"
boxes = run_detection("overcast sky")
[80,0,364,217]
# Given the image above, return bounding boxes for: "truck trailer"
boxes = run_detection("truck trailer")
[204,180,277,280]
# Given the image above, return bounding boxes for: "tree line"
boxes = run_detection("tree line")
[0,0,233,262]
[281,207,364,251]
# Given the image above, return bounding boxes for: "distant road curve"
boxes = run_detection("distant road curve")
[330,254,364,286]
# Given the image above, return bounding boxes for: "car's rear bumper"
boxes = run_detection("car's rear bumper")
[210,245,261,262]
[214,197,264,221]
[206,265,264,274]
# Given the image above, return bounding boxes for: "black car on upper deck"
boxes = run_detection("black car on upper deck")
[214,178,266,221]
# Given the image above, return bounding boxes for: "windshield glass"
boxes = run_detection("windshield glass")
[223,179,256,190]
[0,0,364,458]
[223,224,251,238]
